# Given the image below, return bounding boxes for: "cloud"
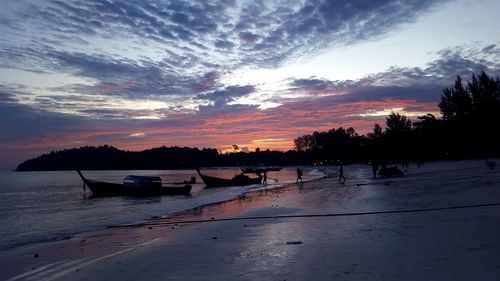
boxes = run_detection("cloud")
[0,94,80,143]
[290,78,341,91]
[4,0,500,169]
[427,45,500,77]
[0,0,455,120]
[2,0,448,76]
[0,82,441,170]
[288,45,500,105]
[197,85,257,112]
[0,91,88,168]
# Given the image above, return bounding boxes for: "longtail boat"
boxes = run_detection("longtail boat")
[241,166,282,173]
[196,168,262,188]
[378,166,404,178]
[77,170,192,197]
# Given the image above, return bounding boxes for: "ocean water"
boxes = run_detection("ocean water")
[0,167,325,251]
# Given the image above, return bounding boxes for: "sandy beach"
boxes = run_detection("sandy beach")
[2,160,500,281]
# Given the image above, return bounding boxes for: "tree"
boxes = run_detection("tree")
[438,71,500,157]
[294,134,314,151]
[439,76,472,121]
[468,72,500,113]
[385,112,412,134]
[382,112,412,162]
[368,123,383,139]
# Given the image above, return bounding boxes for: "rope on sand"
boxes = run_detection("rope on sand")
[107,202,500,228]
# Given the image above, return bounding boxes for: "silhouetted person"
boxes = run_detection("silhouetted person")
[263,172,268,184]
[370,159,378,178]
[338,162,345,183]
[296,168,303,183]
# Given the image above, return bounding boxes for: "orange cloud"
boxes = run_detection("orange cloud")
[10,97,439,156]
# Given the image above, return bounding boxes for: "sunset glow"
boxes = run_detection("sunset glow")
[1,0,500,169]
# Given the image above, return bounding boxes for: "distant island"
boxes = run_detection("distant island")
[15,145,308,171]
[16,72,500,171]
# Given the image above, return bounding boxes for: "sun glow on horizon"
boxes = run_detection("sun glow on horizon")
[354,107,441,118]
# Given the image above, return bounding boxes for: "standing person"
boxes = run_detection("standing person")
[370,159,378,178]
[338,162,346,183]
[296,167,303,183]
[262,171,268,184]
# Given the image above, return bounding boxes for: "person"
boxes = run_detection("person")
[296,168,303,183]
[370,159,378,178]
[262,172,268,184]
[338,162,345,183]
[233,172,250,181]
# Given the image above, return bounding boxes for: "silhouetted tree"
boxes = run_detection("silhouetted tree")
[468,72,500,115]
[438,71,500,157]
[293,127,364,163]
[366,123,384,161]
[367,123,383,139]
[439,76,472,122]
[294,134,314,151]
[385,112,412,134]
[382,112,412,163]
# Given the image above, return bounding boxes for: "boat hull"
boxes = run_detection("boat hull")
[378,166,404,178]
[241,167,282,173]
[196,168,262,188]
[77,171,191,197]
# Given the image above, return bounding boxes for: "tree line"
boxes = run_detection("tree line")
[15,145,310,171]
[16,71,500,171]
[294,71,500,164]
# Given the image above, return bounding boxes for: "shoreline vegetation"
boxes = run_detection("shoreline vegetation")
[16,71,500,172]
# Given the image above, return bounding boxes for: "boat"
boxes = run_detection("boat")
[77,170,192,197]
[196,168,262,188]
[240,166,282,174]
[378,166,404,178]
[485,160,496,169]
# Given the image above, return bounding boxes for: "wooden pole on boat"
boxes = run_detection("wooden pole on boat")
[76,170,86,191]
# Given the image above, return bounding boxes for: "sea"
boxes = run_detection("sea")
[0,167,326,251]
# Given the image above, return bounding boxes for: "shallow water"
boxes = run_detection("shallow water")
[0,167,324,251]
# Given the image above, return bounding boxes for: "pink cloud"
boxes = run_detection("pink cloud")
[99,80,138,94]
[14,97,437,155]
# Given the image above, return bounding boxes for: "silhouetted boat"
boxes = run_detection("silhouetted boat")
[241,166,282,173]
[196,168,262,188]
[485,160,496,169]
[77,170,192,197]
[378,166,404,178]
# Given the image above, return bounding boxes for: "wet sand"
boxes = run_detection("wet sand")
[2,160,500,280]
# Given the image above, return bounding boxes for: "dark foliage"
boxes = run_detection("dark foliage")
[294,127,366,164]
[16,145,221,171]
[15,145,311,171]
[293,71,500,164]
[437,71,500,158]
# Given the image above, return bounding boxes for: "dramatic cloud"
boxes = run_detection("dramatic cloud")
[290,45,500,103]
[1,0,499,169]
[1,1,446,90]
[197,85,257,112]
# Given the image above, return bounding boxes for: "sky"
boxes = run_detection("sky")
[1,0,500,170]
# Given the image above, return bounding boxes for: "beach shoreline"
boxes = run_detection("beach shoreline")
[2,160,500,280]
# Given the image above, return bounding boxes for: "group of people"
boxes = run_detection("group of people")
[296,161,346,184]
[259,158,430,186]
